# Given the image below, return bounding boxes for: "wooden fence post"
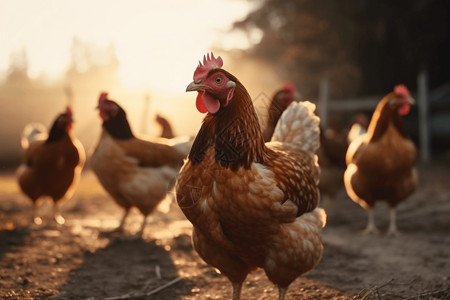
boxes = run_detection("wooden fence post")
[318,78,330,128]
[417,69,430,163]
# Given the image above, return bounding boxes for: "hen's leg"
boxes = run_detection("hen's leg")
[387,207,399,236]
[33,202,42,225]
[137,215,148,238]
[232,282,242,300]
[192,228,249,300]
[362,208,379,234]
[278,286,287,300]
[115,208,130,232]
[53,203,65,225]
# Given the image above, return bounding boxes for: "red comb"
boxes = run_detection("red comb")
[282,82,296,93]
[99,92,108,104]
[193,52,223,81]
[394,84,410,99]
[66,106,73,117]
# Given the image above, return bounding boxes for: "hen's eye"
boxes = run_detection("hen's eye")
[215,77,222,83]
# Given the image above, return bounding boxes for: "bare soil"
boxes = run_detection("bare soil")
[0,158,449,300]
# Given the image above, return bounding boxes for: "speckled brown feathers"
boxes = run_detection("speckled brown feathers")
[178,54,325,300]
[265,143,319,216]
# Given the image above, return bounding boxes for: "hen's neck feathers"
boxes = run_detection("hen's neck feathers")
[189,71,266,171]
[103,110,135,140]
[45,117,69,144]
[367,92,408,142]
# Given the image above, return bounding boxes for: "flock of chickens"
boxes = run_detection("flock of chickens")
[15,53,418,300]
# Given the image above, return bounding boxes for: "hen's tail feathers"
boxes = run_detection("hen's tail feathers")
[272,101,321,156]
[20,122,48,150]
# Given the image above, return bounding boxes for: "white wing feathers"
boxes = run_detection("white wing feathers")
[271,101,320,157]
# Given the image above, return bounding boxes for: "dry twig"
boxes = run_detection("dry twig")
[354,278,395,300]
[104,276,182,300]
[403,286,450,300]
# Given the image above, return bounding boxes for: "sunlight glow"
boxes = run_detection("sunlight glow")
[0,0,256,93]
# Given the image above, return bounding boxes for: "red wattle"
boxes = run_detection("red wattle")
[196,92,221,114]
[202,93,221,114]
[399,103,410,116]
[196,93,208,113]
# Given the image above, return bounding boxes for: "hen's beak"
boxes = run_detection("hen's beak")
[408,97,416,105]
[186,80,204,92]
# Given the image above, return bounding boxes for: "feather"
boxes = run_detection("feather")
[177,53,326,300]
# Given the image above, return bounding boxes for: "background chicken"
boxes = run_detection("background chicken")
[315,117,348,210]
[176,53,326,300]
[90,93,188,237]
[347,113,368,145]
[17,106,85,225]
[153,113,194,156]
[319,116,348,168]
[155,114,175,139]
[318,114,370,210]
[344,85,417,235]
[262,82,297,142]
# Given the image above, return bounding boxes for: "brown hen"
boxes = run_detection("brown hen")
[17,107,85,225]
[91,93,189,237]
[176,53,326,300]
[344,85,418,235]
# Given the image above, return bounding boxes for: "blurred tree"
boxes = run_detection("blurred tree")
[234,0,450,98]
[5,48,31,86]
[65,37,121,89]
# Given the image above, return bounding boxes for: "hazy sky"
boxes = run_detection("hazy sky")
[0,0,257,93]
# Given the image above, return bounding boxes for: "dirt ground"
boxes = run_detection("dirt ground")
[0,157,449,300]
